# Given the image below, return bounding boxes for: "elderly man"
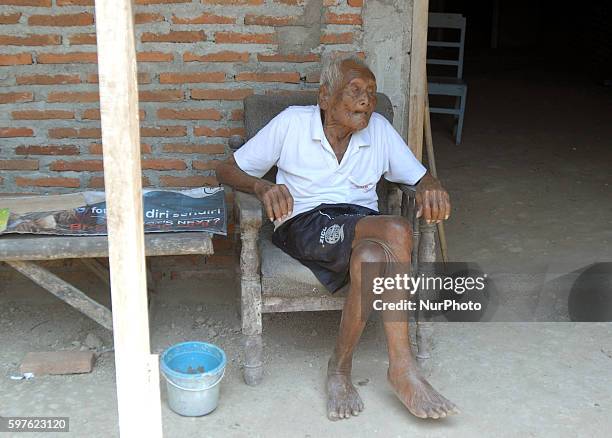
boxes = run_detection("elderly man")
[217,55,458,420]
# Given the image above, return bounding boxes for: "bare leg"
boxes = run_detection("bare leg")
[326,216,458,421]
[326,239,381,420]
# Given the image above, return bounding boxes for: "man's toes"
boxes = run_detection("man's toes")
[433,406,447,418]
[426,407,440,419]
[352,408,360,416]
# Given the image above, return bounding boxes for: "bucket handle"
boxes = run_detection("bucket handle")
[164,369,225,392]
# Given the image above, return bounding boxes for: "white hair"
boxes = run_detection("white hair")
[319,54,370,93]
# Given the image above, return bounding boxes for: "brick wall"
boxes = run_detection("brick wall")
[0,0,366,194]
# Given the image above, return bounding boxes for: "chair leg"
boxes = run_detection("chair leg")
[455,89,467,144]
[240,228,264,385]
[243,333,263,386]
[416,221,437,371]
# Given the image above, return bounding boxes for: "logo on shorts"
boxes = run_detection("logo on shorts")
[320,224,344,245]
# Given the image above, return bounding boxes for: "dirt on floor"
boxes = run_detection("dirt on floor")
[1,67,611,437]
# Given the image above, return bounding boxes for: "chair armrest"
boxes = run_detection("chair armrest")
[234,190,263,233]
[395,183,419,226]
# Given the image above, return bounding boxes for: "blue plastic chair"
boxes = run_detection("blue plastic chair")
[427,13,468,144]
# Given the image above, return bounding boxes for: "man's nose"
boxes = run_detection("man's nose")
[357,91,370,107]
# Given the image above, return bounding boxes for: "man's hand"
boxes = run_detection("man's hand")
[254,180,294,222]
[415,173,450,224]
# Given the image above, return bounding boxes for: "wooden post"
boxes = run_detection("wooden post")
[407,0,430,161]
[94,0,162,436]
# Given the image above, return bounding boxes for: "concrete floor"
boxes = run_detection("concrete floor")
[1,68,611,437]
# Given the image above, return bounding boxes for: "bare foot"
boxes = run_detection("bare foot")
[388,366,459,419]
[326,358,364,421]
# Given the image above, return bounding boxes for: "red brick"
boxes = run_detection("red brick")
[87,72,150,84]
[215,32,274,44]
[16,74,79,85]
[162,143,225,154]
[49,127,100,139]
[15,145,80,155]
[57,0,93,5]
[0,0,51,5]
[0,159,39,170]
[159,175,218,187]
[141,31,205,43]
[205,254,234,266]
[157,108,223,120]
[325,12,362,25]
[0,13,22,24]
[140,126,187,137]
[257,52,319,62]
[37,52,97,64]
[305,72,320,83]
[230,109,243,121]
[192,160,220,171]
[50,159,103,171]
[159,72,225,84]
[0,53,32,65]
[0,127,33,137]
[48,91,99,103]
[135,13,165,24]
[12,110,74,120]
[137,51,174,62]
[190,88,253,100]
[89,143,151,155]
[347,0,363,6]
[16,177,80,188]
[183,51,248,62]
[89,175,150,188]
[139,89,183,102]
[69,33,96,45]
[202,0,263,4]
[136,0,190,3]
[20,351,95,375]
[0,34,60,45]
[0,91,33,103]
[83,109,145,120]
[235,72,300,83]
[28,13,94,26]
[141,158,187,170]
[265,89,317,97]
[194,126,244,138]
[273,0,302,4]
[172,13,235,24]
[320,32,353,44]
[244,14,297,26]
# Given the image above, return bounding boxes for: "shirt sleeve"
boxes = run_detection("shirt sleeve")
[382,120,427,185]
[233,110,287,178]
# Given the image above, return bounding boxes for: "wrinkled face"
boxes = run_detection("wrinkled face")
[319,60,377,133]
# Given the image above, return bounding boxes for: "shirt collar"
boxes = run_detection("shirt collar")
[311,105,371,148]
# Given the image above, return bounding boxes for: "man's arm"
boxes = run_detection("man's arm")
[415,171,451,224]
[216,155,293,223]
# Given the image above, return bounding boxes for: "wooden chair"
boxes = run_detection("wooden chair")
[230,93,437,385]
[427,12,468,144]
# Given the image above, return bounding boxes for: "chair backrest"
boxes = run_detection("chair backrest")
[427,12,467,79]
[243,92,394,140]
[241,92,396,213]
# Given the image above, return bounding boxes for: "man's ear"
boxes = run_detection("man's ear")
[318,85,330,111]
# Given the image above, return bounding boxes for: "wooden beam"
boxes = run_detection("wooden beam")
[94,0,162,435]
[6,260,112,330]
[407,0,430,161]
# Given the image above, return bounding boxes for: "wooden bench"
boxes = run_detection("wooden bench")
[0,232,214,330]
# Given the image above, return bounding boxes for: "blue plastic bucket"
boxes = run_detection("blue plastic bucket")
[160,341,227,416]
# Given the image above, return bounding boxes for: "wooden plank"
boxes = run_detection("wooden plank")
[407,0,429,161]
[0,232,213,261]
[94,0,162,434]
[262,295,345,313]
[6,260,112,330]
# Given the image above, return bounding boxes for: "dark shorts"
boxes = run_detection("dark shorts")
[271,203,380,293]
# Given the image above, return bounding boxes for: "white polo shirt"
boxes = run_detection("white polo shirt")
[234,105,426,227]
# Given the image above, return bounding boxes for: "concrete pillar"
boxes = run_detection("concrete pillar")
[362,0,414,139]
